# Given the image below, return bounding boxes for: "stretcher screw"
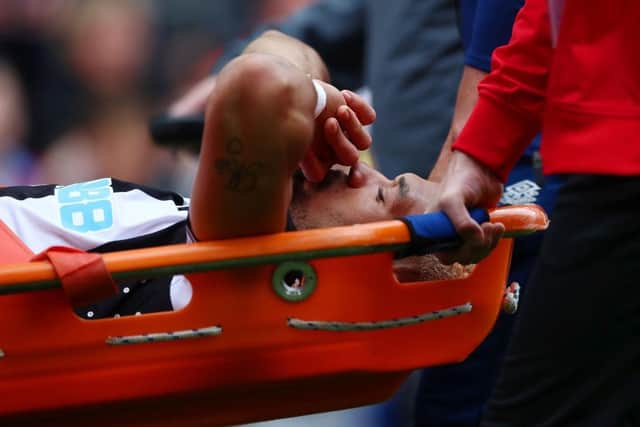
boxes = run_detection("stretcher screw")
[272,261,317,302]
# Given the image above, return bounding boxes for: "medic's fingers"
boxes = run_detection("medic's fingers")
[435,211,504,265]
[342,90,376,125]
[435,196,483,265]
[336,105,372,151]
[441,195,484,244]
[471,222,505,262]
[436,223,500,265]
[324,117,359,166]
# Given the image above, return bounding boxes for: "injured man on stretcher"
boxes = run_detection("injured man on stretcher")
[0,31,490,319]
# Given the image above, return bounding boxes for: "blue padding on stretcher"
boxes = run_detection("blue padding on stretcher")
[397,208,489,257]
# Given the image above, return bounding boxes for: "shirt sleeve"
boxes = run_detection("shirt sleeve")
[464,0,524,72]
[453,0,552,182]
[212,0,366,90]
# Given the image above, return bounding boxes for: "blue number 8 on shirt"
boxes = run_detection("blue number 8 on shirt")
[56,178,114,233]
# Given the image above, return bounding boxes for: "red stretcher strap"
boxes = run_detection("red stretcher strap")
[31,247,118,307]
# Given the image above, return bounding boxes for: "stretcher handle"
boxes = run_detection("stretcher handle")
[149,114,204,152]
[0,206,548,295]
[397,208,489,257]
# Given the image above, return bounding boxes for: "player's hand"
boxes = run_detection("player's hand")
[300,82,376,186]
[427,150,505,265]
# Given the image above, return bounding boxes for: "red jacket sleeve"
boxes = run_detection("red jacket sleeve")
[453,0,553,182]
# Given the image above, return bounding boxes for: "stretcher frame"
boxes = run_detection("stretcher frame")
[0,205,547,426]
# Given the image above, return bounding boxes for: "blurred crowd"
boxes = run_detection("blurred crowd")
[0,0,312,192]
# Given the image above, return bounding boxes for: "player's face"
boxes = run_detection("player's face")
[290,163,436,229]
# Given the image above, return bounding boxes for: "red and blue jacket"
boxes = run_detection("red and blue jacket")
[455,0,640,181]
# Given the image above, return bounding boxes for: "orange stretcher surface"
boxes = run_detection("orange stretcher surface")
[0,205,547,426]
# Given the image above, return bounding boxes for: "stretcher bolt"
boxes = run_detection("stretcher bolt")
[272,261,317,302]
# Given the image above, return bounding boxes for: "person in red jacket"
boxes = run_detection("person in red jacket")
[430,0,640,425]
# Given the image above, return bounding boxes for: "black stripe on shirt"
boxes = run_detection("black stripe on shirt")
[0,179,188,208]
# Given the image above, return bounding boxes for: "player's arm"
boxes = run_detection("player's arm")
[189,53,312,240]
[189,48,373,241]
[241,30,330,82]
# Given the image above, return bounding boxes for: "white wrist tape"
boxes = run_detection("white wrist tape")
[312,79,327,118]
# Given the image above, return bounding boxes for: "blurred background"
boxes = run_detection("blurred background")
[0,1,422,425]
[0,0,314,192]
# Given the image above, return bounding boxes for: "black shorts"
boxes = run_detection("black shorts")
[482,175,640,427]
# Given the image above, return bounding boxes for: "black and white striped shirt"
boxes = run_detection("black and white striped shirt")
[0,178,192,319]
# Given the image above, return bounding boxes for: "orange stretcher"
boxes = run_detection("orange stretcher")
[0,205,547,426]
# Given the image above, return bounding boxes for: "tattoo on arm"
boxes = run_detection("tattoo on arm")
[215,138,266,192]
